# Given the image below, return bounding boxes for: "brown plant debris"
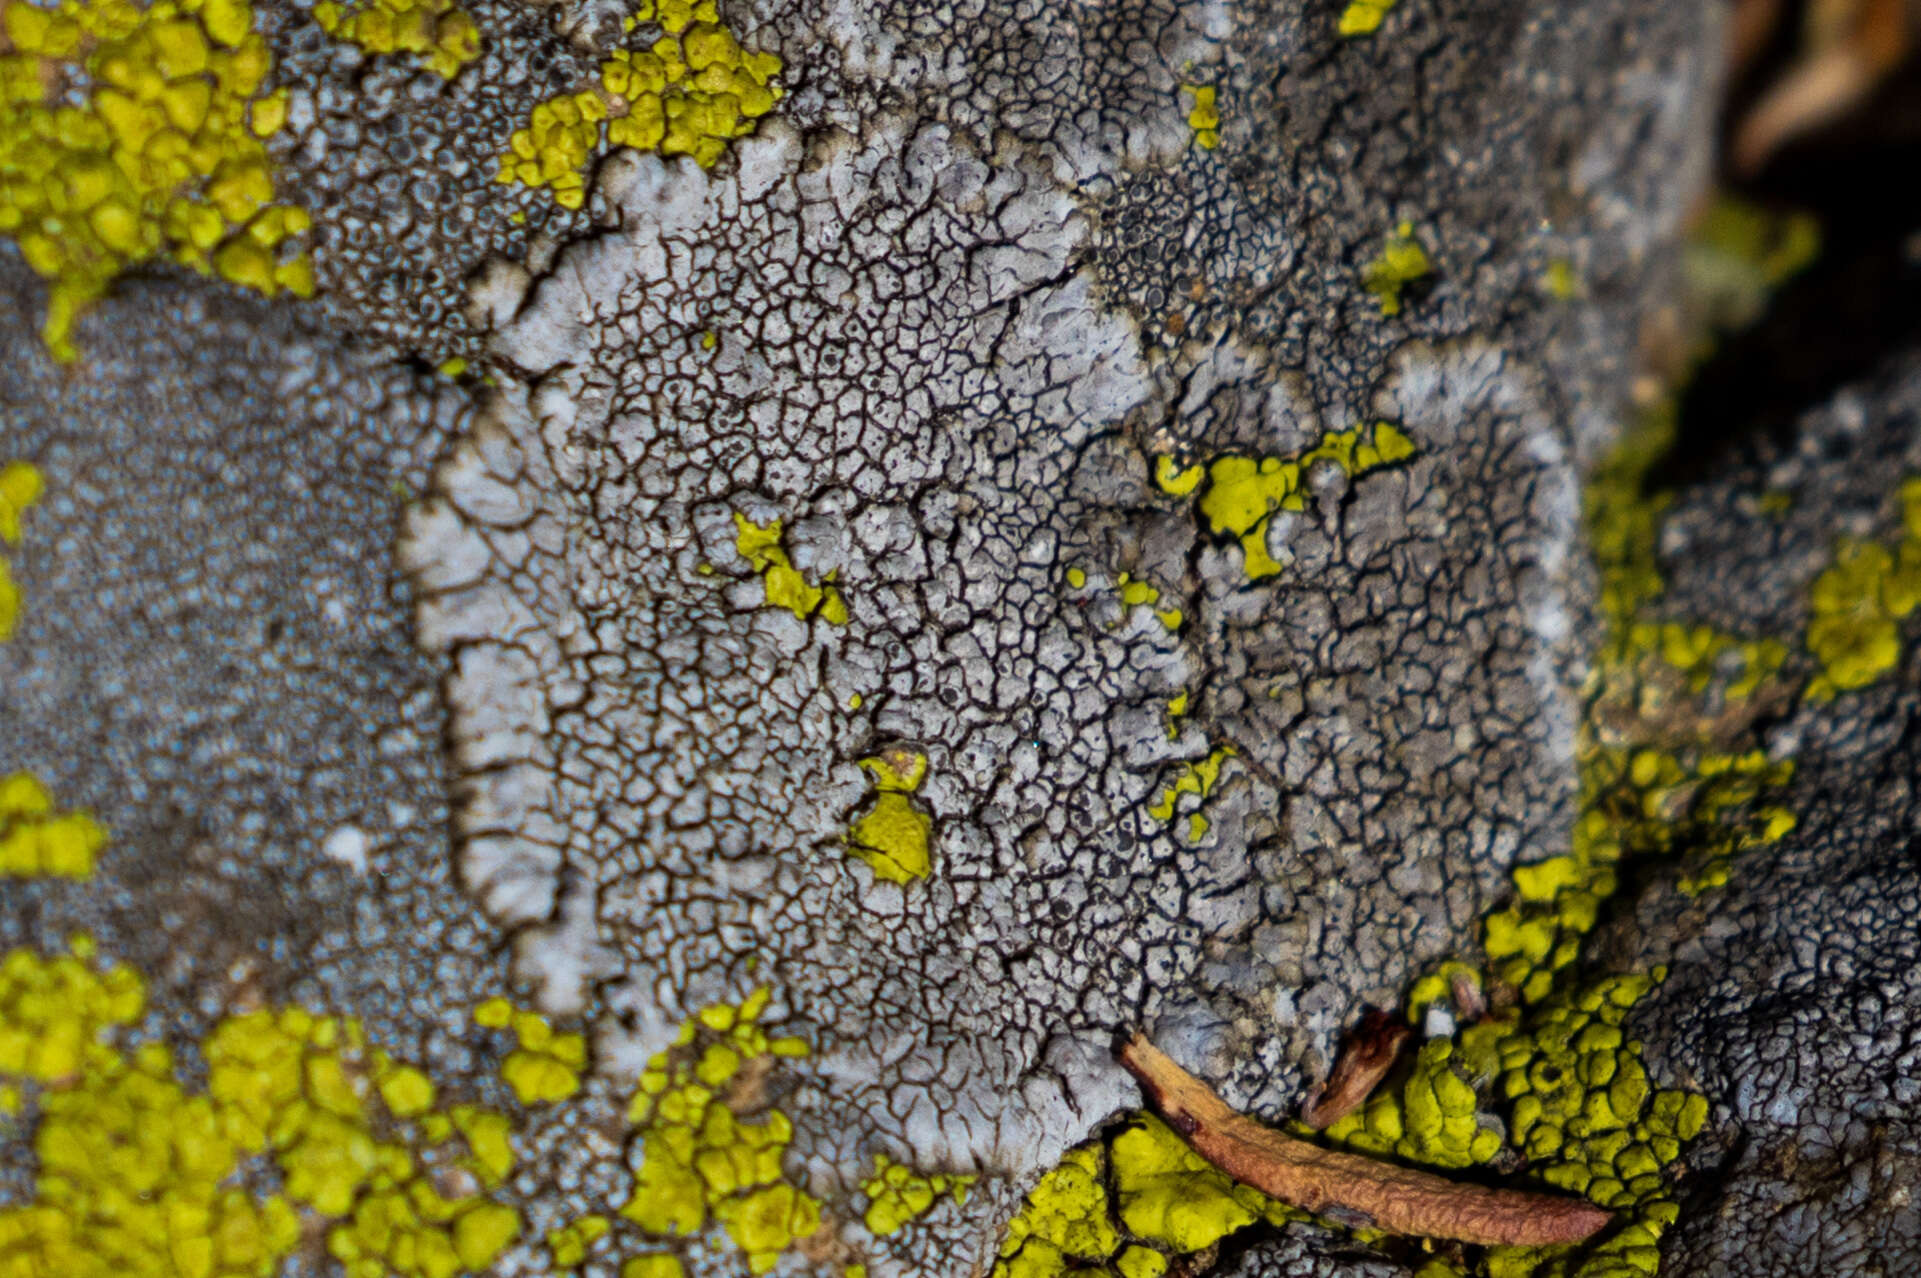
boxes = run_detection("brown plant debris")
[1298,1007,1413,1130]
[1117,1033,1613,1248]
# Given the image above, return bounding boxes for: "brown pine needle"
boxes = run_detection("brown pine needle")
[1118,1033,1613,1248]
[1299,1008,1412,1130]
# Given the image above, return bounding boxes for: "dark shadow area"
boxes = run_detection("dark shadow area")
[1658,49,1921,489]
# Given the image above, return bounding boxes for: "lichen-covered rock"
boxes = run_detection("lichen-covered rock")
[1593,349,1921,1278]
[0,0,1746,1273]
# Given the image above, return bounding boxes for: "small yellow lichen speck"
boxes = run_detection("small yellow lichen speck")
[1181,83,1218,150]
[1361,221,1432,317]
[620,989,820,1275]
[497,0,781,208]
[1148,744,1234,842]
[847,748,933,883]
[734,513,849,625]
[0,771,108,879]
[0,0,312,361]
[312,0,480,78]
[1338,0,1397,37]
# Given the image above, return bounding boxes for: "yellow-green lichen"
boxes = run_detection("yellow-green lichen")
[1361,221,1431,317]
[1156,422,1417,580]
[474,996,587,1104]
[1147,744,1234,842]
[0,771,108,879]
[497,0,781,208]
[1117,572,1183,631]
[0,934,525,1278]
[1324,970,1705,1278]
[620,987,818,1275]
[846,748,932,884]
[733,513,848,625]
[859,1153,973,1236]
[0,462,42,639]
[312,0,479,79]
[1541,258,1579,301]
[1180,83,1218,150]
[0,0,312,361]
[620,1256,687,1278]
[1337,0,1397,37]
[1804,477,1921,699]
[548,1213,611,1268]
[992,1114,1296,1278]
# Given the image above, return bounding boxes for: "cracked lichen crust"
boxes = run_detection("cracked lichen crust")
[1591,349,1921,1277]
[1,0,1725,1272]
[394,0,1719,1269]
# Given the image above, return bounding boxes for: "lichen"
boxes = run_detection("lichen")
[1337,0,1398,37]
[619,988,818,1275]
[1804,476,1921,699]
[846,747,933,884]
[991,1114,1297,1278]
[0,461,42,642]
[859,1153,973,1236]
[0,933,526,1278]
[1147,744,1234,842]
[311,0,480,79]
[0,772,107,879]
[1180,83,1218,150]
[474,996,587,1104]
[1361,222,1432,317]
[496,0,781,209]
[0,0,311,360]
[734,513,849,625]
[1156,422,1417,580]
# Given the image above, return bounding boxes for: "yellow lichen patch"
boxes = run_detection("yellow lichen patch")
[620,988,820,1275]
[0,771,108,879]
[733,513,848,625]
[1116,572,1183,631]
[1337,0,1397,37]
[0,461,41,641]
[1164,689,1189,740]
[1805,478,1921,699]
[311,0,479,79]
[548,1213,611,1268]
[1486,743,1793,998]
[1109,1116,1272,1253]
[991,1143,1119,1277]
[497,0,781,208]
[1159,422,1417,580]
[0,461,42,546]
[1541,258,1579,301]
[1180,82,1218,149]
[0,937,523,1278]
[1147,744,1234,842]
[1361,221,1432,317]
[992,1115,1297,1278]
[0,0,312,361]
[1321,972,1705,1278]
[847,748,933,884]
[859,1153,973,1236]
[474,996,588,1104]
[621,1256,687,1278]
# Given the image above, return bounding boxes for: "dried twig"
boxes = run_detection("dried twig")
[1117,1033,1612,1248]
[1298,1008,1411,1130]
